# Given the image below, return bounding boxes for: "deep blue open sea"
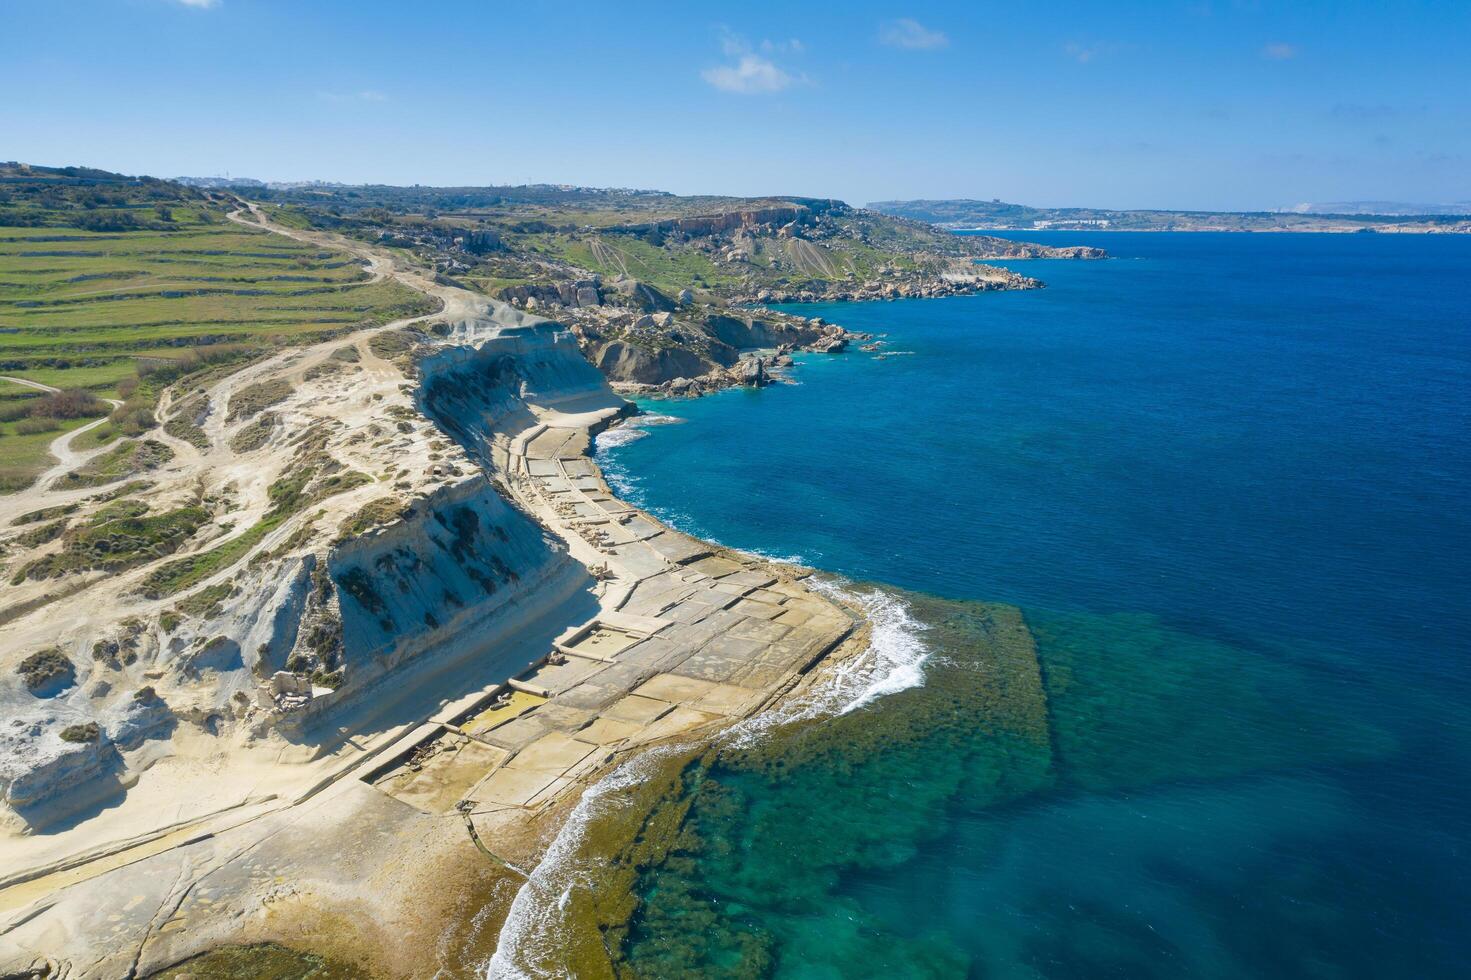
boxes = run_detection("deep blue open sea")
[591,232,1470,978]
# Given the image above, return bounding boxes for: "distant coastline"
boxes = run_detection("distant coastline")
[872,198,1471,234]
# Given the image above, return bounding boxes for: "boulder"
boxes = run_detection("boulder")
[609,279,677,313]
[0,711,116,809]
[808,333,848,354]
[738,358,767,387]
[595,341,711,385]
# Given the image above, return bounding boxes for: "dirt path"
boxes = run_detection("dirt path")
[1,375,124,488]
[587,237,631,277]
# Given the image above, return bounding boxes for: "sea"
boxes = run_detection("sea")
[493,231,1471,979]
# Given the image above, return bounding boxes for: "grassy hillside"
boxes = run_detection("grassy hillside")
[0,164,435,492]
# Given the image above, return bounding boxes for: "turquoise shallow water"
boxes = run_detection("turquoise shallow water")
[592,232,1471,978]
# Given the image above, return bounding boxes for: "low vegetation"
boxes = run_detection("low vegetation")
[12,501,208,582]
[226,377,293,422]
[16,648,74,690]
[337,495,407,541]
[174,581,234,619]
[228,411,277,452]
[140,434,371,598]
[11,500,81,525]
[59,722,100,743]
[55,438,173,490]
[15,518,68,547]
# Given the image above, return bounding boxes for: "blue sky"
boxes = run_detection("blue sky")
[3,0,1467,209]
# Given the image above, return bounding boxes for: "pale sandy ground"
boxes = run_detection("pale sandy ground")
[0,206,867,978]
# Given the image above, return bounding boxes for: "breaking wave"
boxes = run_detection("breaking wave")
[483,580,929,977]
[717,580,930,750]
[592,413,683,451]
[484,745,685,979]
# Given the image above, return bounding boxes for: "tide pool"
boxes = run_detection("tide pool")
[536,232,1470,978]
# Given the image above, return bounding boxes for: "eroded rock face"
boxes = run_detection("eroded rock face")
[0,304,620,822]
[738,357,767,387]
[703,313,825,350]
[328,475,569,668]
[500,279,604,310]
[594,341,710,386]
[0,712,114,809]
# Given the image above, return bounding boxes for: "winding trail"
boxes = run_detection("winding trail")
[0,375,123,489]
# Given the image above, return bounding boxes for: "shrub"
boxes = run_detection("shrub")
[16,518,68,547]
[13,503,207,581]
[229,412,278,453]
[17,648,74,690]
[0,400,37,423]
[175,581,234,619]
[60,722,100,743]
[32,388,102,420]
[109,400,157,437]
[226,378,293,423]
[14,416,60,435]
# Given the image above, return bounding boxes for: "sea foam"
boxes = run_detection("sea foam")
[483,745,685,979]
[484,579,929,976]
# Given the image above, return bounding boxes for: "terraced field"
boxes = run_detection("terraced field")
[0,166,436,492]
[0,222,428,395]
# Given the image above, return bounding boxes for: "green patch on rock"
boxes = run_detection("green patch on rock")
[163,414,210,449]
[146,942,370,980]
[17,648,74,690]
[60,722,100,743]
[13,502,207,582]
[226,378,293,423]
[175,581,235,619]
[229,411,278,453]
[15,518,69,548]
[335,496,406,541]
[55,438,174,490]
[140,443,368,599]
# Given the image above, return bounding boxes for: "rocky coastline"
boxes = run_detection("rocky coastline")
[0,193,1100,978]
[0,211,872,980]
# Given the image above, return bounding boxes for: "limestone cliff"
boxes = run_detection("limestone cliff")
[0,283,616,828]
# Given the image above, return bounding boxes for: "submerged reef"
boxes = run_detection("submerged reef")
[510,591,1398,979]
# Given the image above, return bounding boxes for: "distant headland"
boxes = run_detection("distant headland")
[869,197,1471,233]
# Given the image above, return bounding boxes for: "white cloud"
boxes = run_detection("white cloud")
[1262,42,1298,60]
[879,18,949,50]
[702,55,796,95]
[172,0,221,8]
[703,31,805,95]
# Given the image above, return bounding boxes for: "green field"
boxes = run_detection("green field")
[0,223,427,394]
[0,164,437,493]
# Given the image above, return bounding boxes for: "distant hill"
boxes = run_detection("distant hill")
[174,176,676,207]
[1278,200,1471,216]
[869,198,1471,233]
